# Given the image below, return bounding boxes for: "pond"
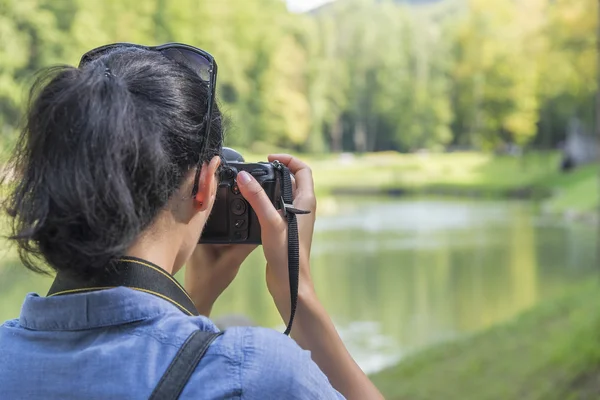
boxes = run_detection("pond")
[0,198,596,374]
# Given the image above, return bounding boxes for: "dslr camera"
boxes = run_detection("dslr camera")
[199,148,282,244]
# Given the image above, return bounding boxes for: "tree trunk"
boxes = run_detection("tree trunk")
[331,117,343,153]
[353,121,367,153]
[366,114,378,152]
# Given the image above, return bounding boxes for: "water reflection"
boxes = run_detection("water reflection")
[212,198,596,373]
[0,198,596,374]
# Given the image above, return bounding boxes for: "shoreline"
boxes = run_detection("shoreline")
[329,184,553,200]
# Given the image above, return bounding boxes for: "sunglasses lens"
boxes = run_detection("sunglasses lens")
[160,48,212,81]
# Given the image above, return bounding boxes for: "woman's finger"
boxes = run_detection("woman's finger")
[268,154,310,174]
[237,171,284,229]
[291,174,297,198]
[267,154,314,194]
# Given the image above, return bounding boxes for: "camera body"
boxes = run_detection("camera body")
[199,148,282,244]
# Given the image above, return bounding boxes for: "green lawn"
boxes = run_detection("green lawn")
[371,281,600,400]
[294,151,597,215]
[542,164,599,214]
[309,151,561,194]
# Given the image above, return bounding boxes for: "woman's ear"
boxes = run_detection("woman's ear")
[193,156,221,211]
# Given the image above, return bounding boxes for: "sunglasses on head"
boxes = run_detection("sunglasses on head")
[79,42,218,196]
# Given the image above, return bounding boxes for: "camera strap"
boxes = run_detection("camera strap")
[47,257,200,317]
[275,162,310,336]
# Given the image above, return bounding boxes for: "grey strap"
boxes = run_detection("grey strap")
[149,330,223,400]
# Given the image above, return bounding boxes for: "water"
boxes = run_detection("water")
[0,198,596,374]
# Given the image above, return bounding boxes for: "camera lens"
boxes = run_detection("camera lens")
[231,199,246,216]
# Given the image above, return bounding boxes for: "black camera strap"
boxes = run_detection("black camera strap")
[275,162,310,336]
[47,257,200,317]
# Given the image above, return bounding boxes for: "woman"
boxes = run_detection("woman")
[0,43,383,399]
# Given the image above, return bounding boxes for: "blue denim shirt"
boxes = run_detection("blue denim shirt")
[0,287,344,399]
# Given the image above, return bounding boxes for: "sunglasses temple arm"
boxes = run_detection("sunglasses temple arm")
[192,61,218,197]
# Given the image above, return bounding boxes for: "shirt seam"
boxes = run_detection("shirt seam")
[19,312,163,332]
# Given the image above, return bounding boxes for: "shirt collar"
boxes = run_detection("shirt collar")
[47,257,199,317]
[18,287,216,331]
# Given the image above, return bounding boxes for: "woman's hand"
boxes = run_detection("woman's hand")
[185,244,257,316]
[237,154,384,399]
[236,154,317,319]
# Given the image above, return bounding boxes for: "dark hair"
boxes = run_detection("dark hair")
[4,48,223,277]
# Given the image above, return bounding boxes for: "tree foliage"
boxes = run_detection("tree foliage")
[0,0,596,152]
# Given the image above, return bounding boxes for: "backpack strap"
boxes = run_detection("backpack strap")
[150,330,224,400]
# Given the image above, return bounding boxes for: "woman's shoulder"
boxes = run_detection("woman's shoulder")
[215,327,343,399]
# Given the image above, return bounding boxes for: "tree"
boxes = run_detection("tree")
[0,0,596,153]
[450,0,544,150]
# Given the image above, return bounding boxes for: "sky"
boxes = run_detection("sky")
[286,0,336,13]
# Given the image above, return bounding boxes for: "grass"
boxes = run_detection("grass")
[288,150,597,215]
[243,150,559,191]
[371,281,600,400]
[542,164,599,215]
[309,151,561,194]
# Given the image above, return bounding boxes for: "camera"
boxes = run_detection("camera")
[199,148,282,244]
